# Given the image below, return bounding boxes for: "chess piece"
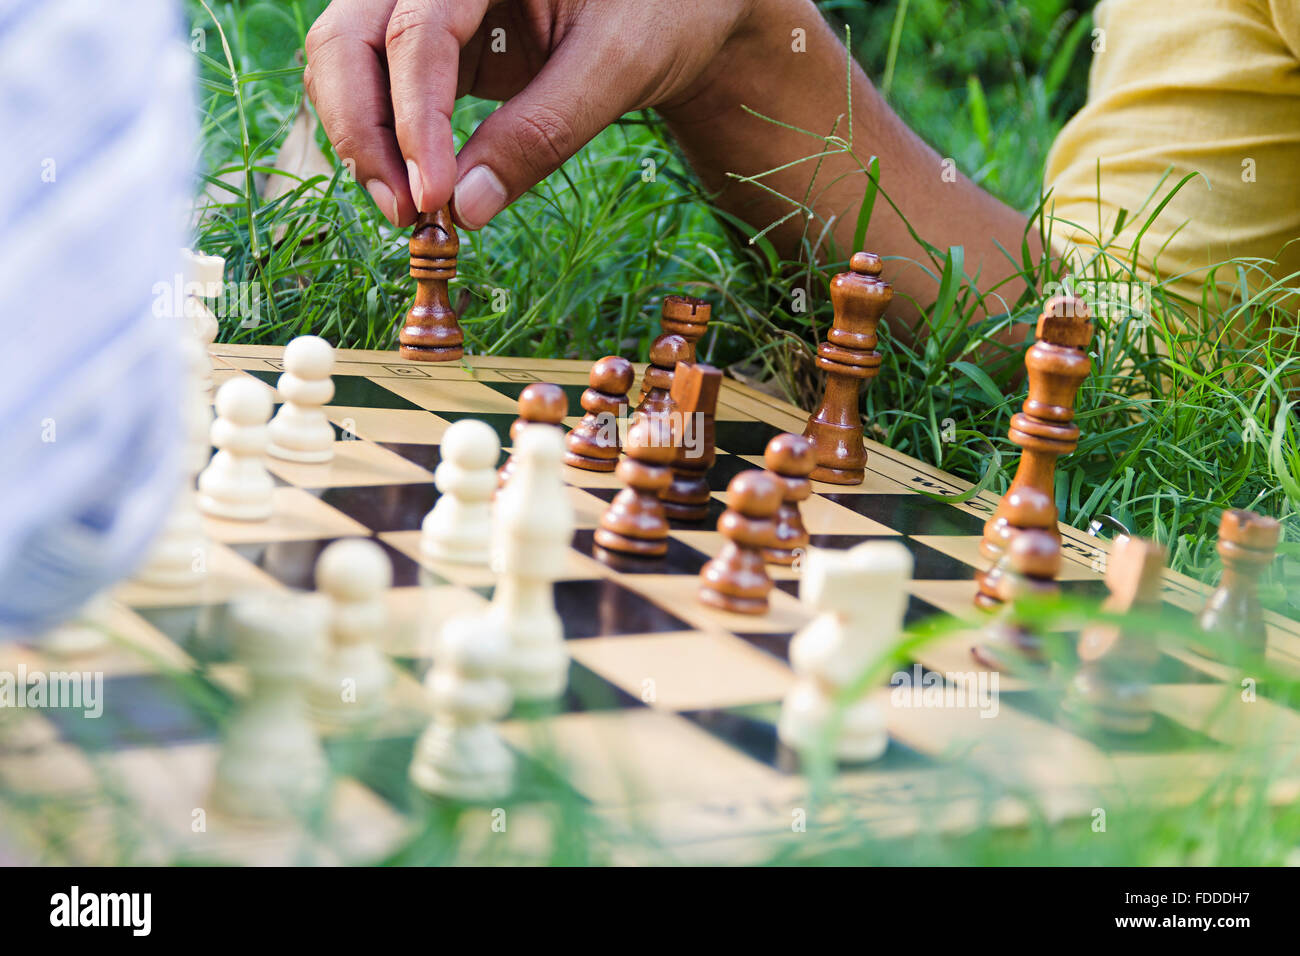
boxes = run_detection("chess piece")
[30,594,113,656]
[594,415,675,557]
[308,538,395,722]
[182,248,224,392]
[212,592,329,821]
[409,614,515,801]
[421,419,501,564]
[778,541,913,761]
[197,377,274,520]
[978,295,1092,582]
[762,433,815,565]
[1065,536,1166,734]
[661,361,722,521]
[971,528,1061,670]
[698,469,783,614]
[135,335,212,588]
[564,356,633,472]
[401,204,462,362]
[267,335,336,463]
[634,332,691,423]
[974,492,1058,611]
[803,252,889,484]
[498,382,567,488]
[1197,508,1281,658]
[659,295,711,359]
[490,426,575,700]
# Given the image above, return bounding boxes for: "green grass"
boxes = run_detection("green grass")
[5,0,1279,867]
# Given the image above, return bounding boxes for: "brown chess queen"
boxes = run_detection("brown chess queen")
[401,204,463,362]
[803,252,889,484]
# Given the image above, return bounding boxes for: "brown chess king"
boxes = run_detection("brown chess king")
[803,252,889,484]
[401,204,462,362]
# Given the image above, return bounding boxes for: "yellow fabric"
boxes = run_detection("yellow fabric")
[1043,0,1300,307]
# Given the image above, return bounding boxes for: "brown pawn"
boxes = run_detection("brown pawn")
[762,434,815,565]
[971,528,1061,670]
[593,416,676,557]
[803,252,889,484]
[1065,536,1166,734]
[978,295,1092,586]
[634,333,691,422]
[498,383,567,487]
[659,295,711,358]
[698,470,783,615]
[1197,508,1281,658]
[564,356,634,472]
[974,491,1058,612]
[400,204,463,362]
[661,361,722,521]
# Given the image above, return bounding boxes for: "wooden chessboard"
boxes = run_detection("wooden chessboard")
[4,344,1300,865]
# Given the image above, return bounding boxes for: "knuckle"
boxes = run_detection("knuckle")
[513,106,577,171]
[385,1,440,49]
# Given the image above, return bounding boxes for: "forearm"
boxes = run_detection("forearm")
[660,0,1038,327]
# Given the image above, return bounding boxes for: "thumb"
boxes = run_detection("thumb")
[451,43,636,230]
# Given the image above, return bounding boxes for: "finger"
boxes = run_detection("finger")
[385,0,490,214]
[451,40,638,230]
[305,0,417,225]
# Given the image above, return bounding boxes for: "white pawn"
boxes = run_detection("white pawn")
[268,335,336,463]
[308,538,394,722]
[198,377,274,521]
[135,336,212,588]
[421,419,500,564]
[182,249,224,393]
[489,425,575,701]
[409,615,514,801]
[778,541,913,762]
[212,592,329,821]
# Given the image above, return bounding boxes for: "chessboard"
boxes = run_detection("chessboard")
[4,343,1300,866]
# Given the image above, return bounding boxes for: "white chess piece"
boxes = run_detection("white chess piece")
[489,425,575,700]
[31,593,113,656]
[421,419,500,564]
[212,592,329,821]
[778,541,913,762]
[267,335,336,463]
[135,335,212,587]
[409,614,515,801]
[308,538,394,722]
[197,377,274,520]
[182,249,223,392]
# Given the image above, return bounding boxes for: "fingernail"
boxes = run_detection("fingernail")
[365,179,398,225]
[453,165,507,230]
[405,158,424,212]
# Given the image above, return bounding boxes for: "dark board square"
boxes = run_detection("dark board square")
[510,660,646,721]
[312,483,438,533]
[1001,689,1223,753]
[43,674,228,753]
[571,529,710,575]
[379,441,442,473]
[806,534,977,581]
[707,453,758,491]
[135,604,236,664]
[231,537,424,588]
[485,381,588,409]
[544,579,692,638]
[712,420,786,456]
[248,370,422,410]
[680,704,936,775]
[823,493,988,536]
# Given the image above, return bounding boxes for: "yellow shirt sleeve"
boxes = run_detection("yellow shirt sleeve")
[1043,0,1300,307]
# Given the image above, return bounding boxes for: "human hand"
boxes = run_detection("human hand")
[304,0,759,229]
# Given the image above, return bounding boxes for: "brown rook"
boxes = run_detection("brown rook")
[401,204,463,362]
[803,252,889,484]
[1198,508,1281,657]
